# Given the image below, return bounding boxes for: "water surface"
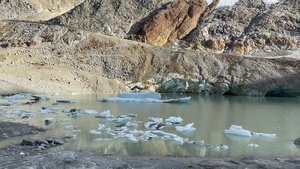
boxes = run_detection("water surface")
[1,93,300,158]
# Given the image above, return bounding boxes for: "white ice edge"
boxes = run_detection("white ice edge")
[97,97,191,103]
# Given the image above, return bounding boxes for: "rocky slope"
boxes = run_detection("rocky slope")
[0,0,299,97]
[186,0,300,56]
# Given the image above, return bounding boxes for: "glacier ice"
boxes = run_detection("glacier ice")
[97,91,191,103]
[175,123,196,133]
[224,125,252,137]
[96,110,113,118]
[84,109,98,115]
[165,116,183,124]
[224,125,277,138]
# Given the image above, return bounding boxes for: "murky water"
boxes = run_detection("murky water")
[1,93,300,157]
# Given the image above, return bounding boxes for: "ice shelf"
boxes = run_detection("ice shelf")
[97,91,191,103]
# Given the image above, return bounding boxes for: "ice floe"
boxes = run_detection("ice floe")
[249,143,259,148]
[165,116,183,124]
[95,110,114,118]
[224,125,277,138]
[144,119,165,130]
[97,91,191,103]
[53,99,75,105]
[90,130,102,135]
[175,123,196,133]
[84,109,98,115]
[224,125,252,137]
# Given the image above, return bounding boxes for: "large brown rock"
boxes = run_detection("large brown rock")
[140,0,219,46]
[206,39,225,51]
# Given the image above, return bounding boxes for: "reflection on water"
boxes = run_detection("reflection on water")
[1,93,300,157]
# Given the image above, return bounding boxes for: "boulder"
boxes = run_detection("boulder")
[294,137,300,145]
[140,0,219,45]
[21,138,36,146]
[206,39,226,51]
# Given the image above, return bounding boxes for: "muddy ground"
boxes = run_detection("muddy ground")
[0,122,300,169]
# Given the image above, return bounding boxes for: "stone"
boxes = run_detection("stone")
[20,138,36,146]
[294,137,300,145]
[206,39,226,51]
[140,0,219,45]
[64,154,77,163]
[53,138,64,145]
[35,138,49,145]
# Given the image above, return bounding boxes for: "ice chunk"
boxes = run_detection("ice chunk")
[53,99,75,105]
[175,123,196,133]
[144,121,165,130]
[165,116,183,124]
[90,130,102,135]
[129,129,144,135]
[252,132,277,138]
[224,125,277,138]
[94,138,112,141]
[173,136,184,145]
[249,143,259,148]
[114,116,132,125]
[221,145,229,149]
[84,109,98,115]
[98,124,107,130]
[96,110,113,118]
[224,125,252,137]
[117,91,161,99]
[148,117,163,123]
[125,122,138,129]
[41,117,54,122]
[151,130,177,138]
[97,92,191,103]
[125,134,138,142]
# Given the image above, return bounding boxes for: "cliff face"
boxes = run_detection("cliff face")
[186,0,300,56]
[0,0,299,96]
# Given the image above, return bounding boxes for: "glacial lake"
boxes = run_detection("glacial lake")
[1,93,300,158]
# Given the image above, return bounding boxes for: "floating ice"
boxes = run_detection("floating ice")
[94,138,112,141]
[96,110,113,118]
[125,134,138,142]
[117,91,161,99]
[90,130,102,135]
[113,116,132,125]
[151,130,177,138]
[224,125,277,138]
[84,109,98,115]
[97,91,191,103]
[98,124,107,130]
[144,118,165,130]
[173,136,184,145]
[165,116,183,124]
[125,122,138,129]
[224,125,252,137]
[175,123,196,133]
[221,145,229,149]
[53,99,75,105]
[249,143,259,148]
[129,129,144,135]
[41,117,54,122]
[252,132,277,138]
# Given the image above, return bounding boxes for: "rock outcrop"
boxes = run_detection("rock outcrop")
[187,0,300,56]
[139,0,219,45]
[0,0,84,21]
